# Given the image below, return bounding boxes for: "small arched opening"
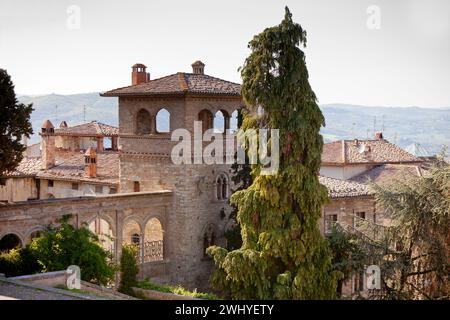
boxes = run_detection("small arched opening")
[213,110,229,133]
[123,219,142,262]
[136,109,151,135]
[230,110,239,132]
[156,108,170,133]
[202,224,217,258]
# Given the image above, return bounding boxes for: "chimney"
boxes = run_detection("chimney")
[84,147,97,178]
[191,60,205,74]
[131,63,150,85]
[375,131,384,140]
[40,119,55,169]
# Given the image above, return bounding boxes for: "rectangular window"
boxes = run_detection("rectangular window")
[71,183,79,190]
[95,185,103,193]
[109,187,117,194]
[325,214,338,234]
[354,211,366,228]
[134,181,140,192]
[48,180,54,188]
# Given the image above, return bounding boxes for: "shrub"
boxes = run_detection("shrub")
[29,216,116,286]
[118,244,139,295]
[0,246,41,277]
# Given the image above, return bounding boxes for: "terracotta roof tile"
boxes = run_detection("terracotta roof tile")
[101,73,241,97]
[322,139,421,165]
[54,121,118,136]
[319,176,371,198]
[350,164,424,186]
[36,152,119,185]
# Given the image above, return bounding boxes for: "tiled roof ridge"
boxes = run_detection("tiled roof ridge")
[101,73,182,94]
[185,72,242,87]
[177,73,189,91]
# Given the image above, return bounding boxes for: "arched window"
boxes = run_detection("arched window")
[213,110,227,133]
[0,234,22,252]
[198,109,213,133]
[156,108,170,133]
[136,109,151,134]
[230,110,238,132]
[144,218,164,262]
[216,174,229,200]
[131,233,140,246]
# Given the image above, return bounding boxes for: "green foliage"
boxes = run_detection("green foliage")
[369,165,450,299]
[118,244,139,295]
[0,69,33,181]
[326,227,366,297]
[0,246,41,277]
[29,216,116,286]
[137,280,218,300]
[208,7,338,299]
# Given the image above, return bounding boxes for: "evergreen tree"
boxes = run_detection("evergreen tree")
[208,7,337,299]
[0,69,33,180]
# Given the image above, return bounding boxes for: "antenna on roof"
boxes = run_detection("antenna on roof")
[381,114,386,132]
[366,128,370,139]
[55,105,58,124]
[373,116,377,138]
[351,122,356,139]
[83,105,86,123]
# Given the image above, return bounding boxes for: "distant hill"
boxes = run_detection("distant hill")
[19,93,450,155]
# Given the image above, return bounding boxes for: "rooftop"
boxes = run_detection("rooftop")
[4,152,119,185]
[350,164,425,186]
[101,72,241,97]
[54,121,118,137]
[319,176,371,198]
[322,139,421,165]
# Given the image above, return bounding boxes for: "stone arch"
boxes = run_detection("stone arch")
[0,233,23,252]
[122,218,142,245]
[143,217,164,262]
[198,109,213,133]
[136,109,151,135]
[202,223,218,257]
[216,173,229,200]
[122,218,142,262]
[156,108,170,133]
[88,217,115,253]
[26,226,46,243]
[213,110,229,133]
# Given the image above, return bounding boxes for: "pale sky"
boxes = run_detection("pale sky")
[0,0,449,107]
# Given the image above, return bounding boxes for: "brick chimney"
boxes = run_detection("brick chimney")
[191,60,205,74]
[375,131,384,140]
[84,147,97,178]
[40,119,55,169]
[132,63,150,85]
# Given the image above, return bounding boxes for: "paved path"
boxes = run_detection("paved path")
[0,280,81,300]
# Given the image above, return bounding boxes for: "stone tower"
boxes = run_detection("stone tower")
[102,61,242,288]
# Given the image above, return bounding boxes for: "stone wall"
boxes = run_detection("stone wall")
[0,177,37,203]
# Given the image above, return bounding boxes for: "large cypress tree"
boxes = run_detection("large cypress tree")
[208,7,337,299]
[0,69,33,180]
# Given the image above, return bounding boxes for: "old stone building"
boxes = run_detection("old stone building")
[0,61,428,293]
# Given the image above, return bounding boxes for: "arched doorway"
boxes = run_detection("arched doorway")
[0,233,22,252]
[143,218,163,262]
